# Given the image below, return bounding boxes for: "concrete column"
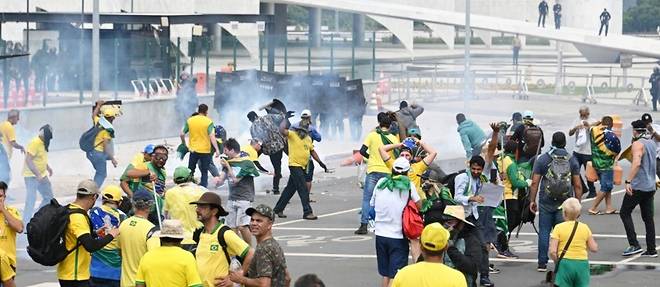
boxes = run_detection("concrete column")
[352,14,364,47]
[274,4,288,45]
[210,24,222,53]
[308,7,321,48]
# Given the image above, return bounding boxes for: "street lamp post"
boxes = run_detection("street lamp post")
[464,0,472,112]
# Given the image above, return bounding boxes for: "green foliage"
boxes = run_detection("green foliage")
[623,0,660,32]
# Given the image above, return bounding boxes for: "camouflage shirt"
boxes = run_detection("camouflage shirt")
[247,238,288,287]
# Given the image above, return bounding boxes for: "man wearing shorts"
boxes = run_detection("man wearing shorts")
[219,138,256,246]
[588,116,619,215]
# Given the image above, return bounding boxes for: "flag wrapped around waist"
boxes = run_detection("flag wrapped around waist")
[228,155,260,178]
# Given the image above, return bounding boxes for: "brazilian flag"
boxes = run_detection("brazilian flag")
[228,153,260,178]
[493,204,508,234]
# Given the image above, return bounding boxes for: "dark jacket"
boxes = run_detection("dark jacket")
[446,225,481,286]
[649,71,660,96]
[553,4,561,15]
[396,104,424,134]
[538,1,548,14]
[511,122,545,158]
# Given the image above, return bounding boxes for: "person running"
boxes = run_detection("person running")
[163,166,207,249]
[58,180,119,287]
[391,223,467,287]
[273,116,319,220]
[190,192,254,287]
[0,181,22,275]
[371,157,422,287]
[568,107,597,199]
[549,198,598,287]
[538,0,549,27]
[229,204,291,287]
[588,116,620,215]
[180,104,221,188]
[135,219,203,287]
[87,100,120,188]
[620,120,658,257]
[529,132,583,272]
[118,188,160,287]
[217,138,260,246]
[22,124,54,224]
[456,113,486,159]
[598,8,611,36]
[0,109,25,185]
[89,185,126,286]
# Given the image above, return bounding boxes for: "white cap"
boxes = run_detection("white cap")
[523,110,534,119]
[393,157,411,173]
[301,109,312,118]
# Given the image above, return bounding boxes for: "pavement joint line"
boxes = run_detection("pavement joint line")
[272,207,361,227]
[283,252,660,267]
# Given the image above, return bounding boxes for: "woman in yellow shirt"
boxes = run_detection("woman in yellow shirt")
[549,198,598,287]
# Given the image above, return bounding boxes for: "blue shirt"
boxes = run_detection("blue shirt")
[532,148,580,212]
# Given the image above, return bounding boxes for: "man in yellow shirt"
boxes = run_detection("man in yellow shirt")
[0,181,23,271]
[58,180,119,287]
[22,124,54,224]
[0,109,25,185]
[136,219,203,287]
[355,112,400,234]
[164,166,206,247]
[118,188,160,287]
[392,223,467,287]
[119,144,154,198]
[190,192,254,287]
[0,248,16,287]
[180,104,220,188]
[272,117,318,220]
[88,100,120,188]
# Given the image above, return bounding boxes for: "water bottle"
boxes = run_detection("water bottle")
[229,258,242,287]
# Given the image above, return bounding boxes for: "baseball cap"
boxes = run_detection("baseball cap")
[143,144,155,154]
[154,219,185,239]
[642,113,653,123]
[301,109,312,118]
[407,128,421,138]
[190,192,229,216]
[522,110,534,119]
[101,105,120,118]
[421,223,451,252]
[77,179,99,195]
[173,166,192,181]
[246,204,275,221]
[393,157,411,173]
[102,185,123,202]
[132,187,153,203]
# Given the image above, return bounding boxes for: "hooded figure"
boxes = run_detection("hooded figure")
[456,114,487,158]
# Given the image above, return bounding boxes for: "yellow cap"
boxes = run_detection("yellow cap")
[101,105,120,118]
[102,185,123,201]
[420,223,450,252]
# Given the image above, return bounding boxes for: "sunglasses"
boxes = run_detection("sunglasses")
[153,153,168,161]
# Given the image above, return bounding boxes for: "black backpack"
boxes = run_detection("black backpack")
[544,153,573,202]
[191,225,234,264]
[79,125,103,152]
[522,125,543,158]
[26,199,90,266]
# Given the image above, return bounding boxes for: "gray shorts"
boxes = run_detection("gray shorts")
[226,200,252,228]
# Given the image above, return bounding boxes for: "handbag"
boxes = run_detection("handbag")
[402,189,424,240]
[575,129,587,147]
[545,221,579,286]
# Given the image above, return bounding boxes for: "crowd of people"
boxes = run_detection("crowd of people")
[0,94,658,287]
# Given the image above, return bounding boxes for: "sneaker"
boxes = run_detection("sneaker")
[641,250,659,258]
[354,223,368,235]
[497,250,519,259]
[275,212,287,219]
[488,264,500,274]
[622,246,644,257]
[480,277,495,287]
[273,190,280,195]
[303,213,318,220]
[537,264,548,272]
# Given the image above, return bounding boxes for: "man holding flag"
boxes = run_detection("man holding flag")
[217,138,260,246]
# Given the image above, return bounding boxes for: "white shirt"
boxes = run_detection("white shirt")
[370,178,420,239]
[572,117,592,155]
[652,123,660,159]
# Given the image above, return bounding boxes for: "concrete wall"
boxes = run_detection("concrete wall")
[4,95,216,151]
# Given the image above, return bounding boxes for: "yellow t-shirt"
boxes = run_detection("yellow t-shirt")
[0,248,15,283]
[119,216,160,287]
[136,246,203,287]
[363,130,400,174]
[196,224,250,287]
[0,206,21,267]
[392,262,467,287]
[22,137,48,177]
[57,204,92,280]
[241,144,259,162]
[184,115,214,153]
[0,121,16,158]
[287,132,313,169]
[93,116,112,152]
[164,183,205,244]
[499,156,518,200]
[130,153,147,169]
[550,221,592,260]
[385,158,428,200]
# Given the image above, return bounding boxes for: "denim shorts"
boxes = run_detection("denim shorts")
[375,236,409,278]
[597,169,614,192]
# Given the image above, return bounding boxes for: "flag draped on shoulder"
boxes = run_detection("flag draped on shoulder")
[228,152,260,178]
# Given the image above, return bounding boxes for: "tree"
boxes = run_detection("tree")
[623,0,660,33]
